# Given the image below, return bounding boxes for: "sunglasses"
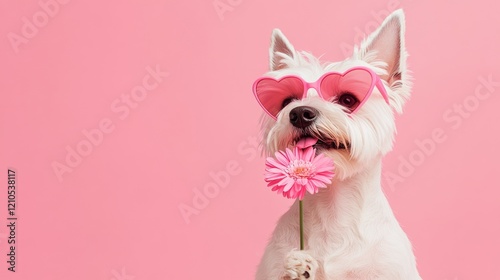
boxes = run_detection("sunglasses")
[252,66,390,119]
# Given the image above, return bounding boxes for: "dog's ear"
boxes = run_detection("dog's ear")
[358,9,410,113]
[359,9,406,85]
[269,29,296,71]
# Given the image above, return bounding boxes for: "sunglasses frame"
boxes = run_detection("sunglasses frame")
[252,66,390,120]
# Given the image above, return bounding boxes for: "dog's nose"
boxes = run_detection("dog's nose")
[289,106,318,128]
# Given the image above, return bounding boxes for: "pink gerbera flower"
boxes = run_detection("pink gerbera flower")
[264,139,335,200]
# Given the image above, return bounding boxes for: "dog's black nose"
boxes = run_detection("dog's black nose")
[289,106,318,128]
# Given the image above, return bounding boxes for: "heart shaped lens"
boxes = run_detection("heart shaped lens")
[319,69,374,112]
[253,77,305,118]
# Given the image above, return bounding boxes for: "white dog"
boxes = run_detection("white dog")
[254,9,422,280]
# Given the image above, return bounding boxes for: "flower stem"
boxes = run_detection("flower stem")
[299,200,304,250]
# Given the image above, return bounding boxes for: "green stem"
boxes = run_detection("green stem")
[299,200,304,250]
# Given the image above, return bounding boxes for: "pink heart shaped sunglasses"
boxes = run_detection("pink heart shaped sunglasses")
[252,66,390,119]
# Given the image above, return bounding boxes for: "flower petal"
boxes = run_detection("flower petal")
[265,167,286,175]
[303,146,315,162]
[275,151,290,166]
[297,177,307,185]
[286,148,296,161]
[310,179,327,189]
[266,157,286,169]
[283,179,295,192]
[298,189,306,200]
[305,182,315,194]
[313,174,333,184]
[272,186,284,195]
[295,146,303,159]
[265,175,286,183]
[313,156,335,168]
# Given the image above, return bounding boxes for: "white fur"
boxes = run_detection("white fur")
[255,10,422,280]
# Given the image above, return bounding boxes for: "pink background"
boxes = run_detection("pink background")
[0,0,499,279]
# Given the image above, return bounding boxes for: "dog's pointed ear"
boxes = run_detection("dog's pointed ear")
[358,9,409,113]
[359,9,406,85]
[269,29,296,71]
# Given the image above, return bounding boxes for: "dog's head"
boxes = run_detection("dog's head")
[254,10,411,180]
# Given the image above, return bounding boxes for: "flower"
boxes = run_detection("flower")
[264,145,335,200]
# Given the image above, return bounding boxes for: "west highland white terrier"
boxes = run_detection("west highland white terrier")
[253,9,422,280]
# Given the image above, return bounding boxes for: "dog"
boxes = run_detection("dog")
[253,9,422,280]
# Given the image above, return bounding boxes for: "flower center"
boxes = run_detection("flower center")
[287,160,314,179]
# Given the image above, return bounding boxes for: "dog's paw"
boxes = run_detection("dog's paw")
[282,249,318,280]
